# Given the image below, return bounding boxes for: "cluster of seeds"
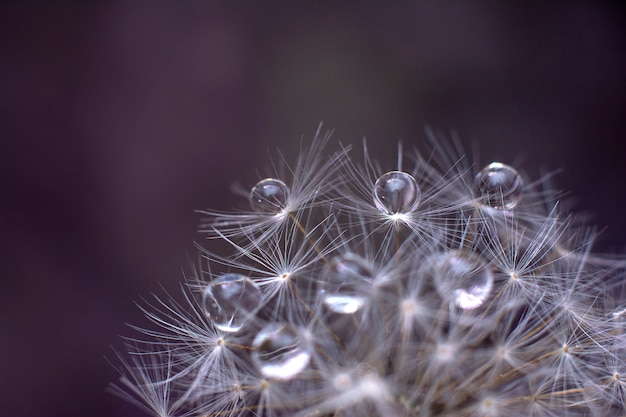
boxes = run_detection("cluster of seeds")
[113,129,626,417]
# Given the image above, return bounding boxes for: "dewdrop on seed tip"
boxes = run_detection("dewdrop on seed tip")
[321,253,375,314]
[473,162,523,210]
[202,273,262,333]
[251,323,312,380]
[373,171,421,214]
[250,178,291,213]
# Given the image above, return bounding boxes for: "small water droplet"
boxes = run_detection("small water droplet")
[252,323,311,380]
[474,162,523,210]
[432,251,493,310]
[373,171,421,214]
[321,253,374,314]
[250,178,290,213]
[202,274,262,332]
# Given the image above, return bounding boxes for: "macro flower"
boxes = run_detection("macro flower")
[112,127,626,417]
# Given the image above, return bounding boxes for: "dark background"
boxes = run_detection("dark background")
[1,3,624,417]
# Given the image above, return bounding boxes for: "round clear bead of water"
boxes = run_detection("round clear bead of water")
[473,162,523,210]
[321,253,374,314]
[432,251,493,310]
[252,323,311,380]
[249,178,290,213]
[202,273,262,332]
[373,171,421,215]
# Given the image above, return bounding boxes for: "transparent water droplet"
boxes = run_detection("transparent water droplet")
[249,178,290,213]
[321,253,374,314]
[202,273,262,332]
[252,323,311,380]
[373,171,421,214]
[474,162,523,210]
[432,251,493,310]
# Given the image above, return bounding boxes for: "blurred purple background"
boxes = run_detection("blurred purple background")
[1,3,624,417]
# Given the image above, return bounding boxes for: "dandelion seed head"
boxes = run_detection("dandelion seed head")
[113,126,626,417]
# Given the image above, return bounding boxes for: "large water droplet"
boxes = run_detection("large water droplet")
[373,171,421,214]
[249,178,290,213]
[202,274,262,332]
[321,253,374,314]
[252,323,311,380]
[474,162,523,210]
[432,251,493,310]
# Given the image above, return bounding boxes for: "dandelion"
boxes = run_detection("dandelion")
[111,126,626,417]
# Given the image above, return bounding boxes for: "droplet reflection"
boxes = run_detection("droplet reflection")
[250,178,290,213]
[373,171,421,215]
[202,274,262,332]
[474,162,523,210]
[252,323,311,380]
[432,251,493,310]
[321,253,374,314]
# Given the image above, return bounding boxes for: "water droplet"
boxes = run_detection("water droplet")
[373,171,421,214]
[432,251,493,310]
[321,253,374,314]
[202,274,262,332]
[474,162,523,210]
[250,178,290,213]
[252,323,311,380]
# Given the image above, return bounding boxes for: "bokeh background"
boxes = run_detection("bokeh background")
[1,3,625,417]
